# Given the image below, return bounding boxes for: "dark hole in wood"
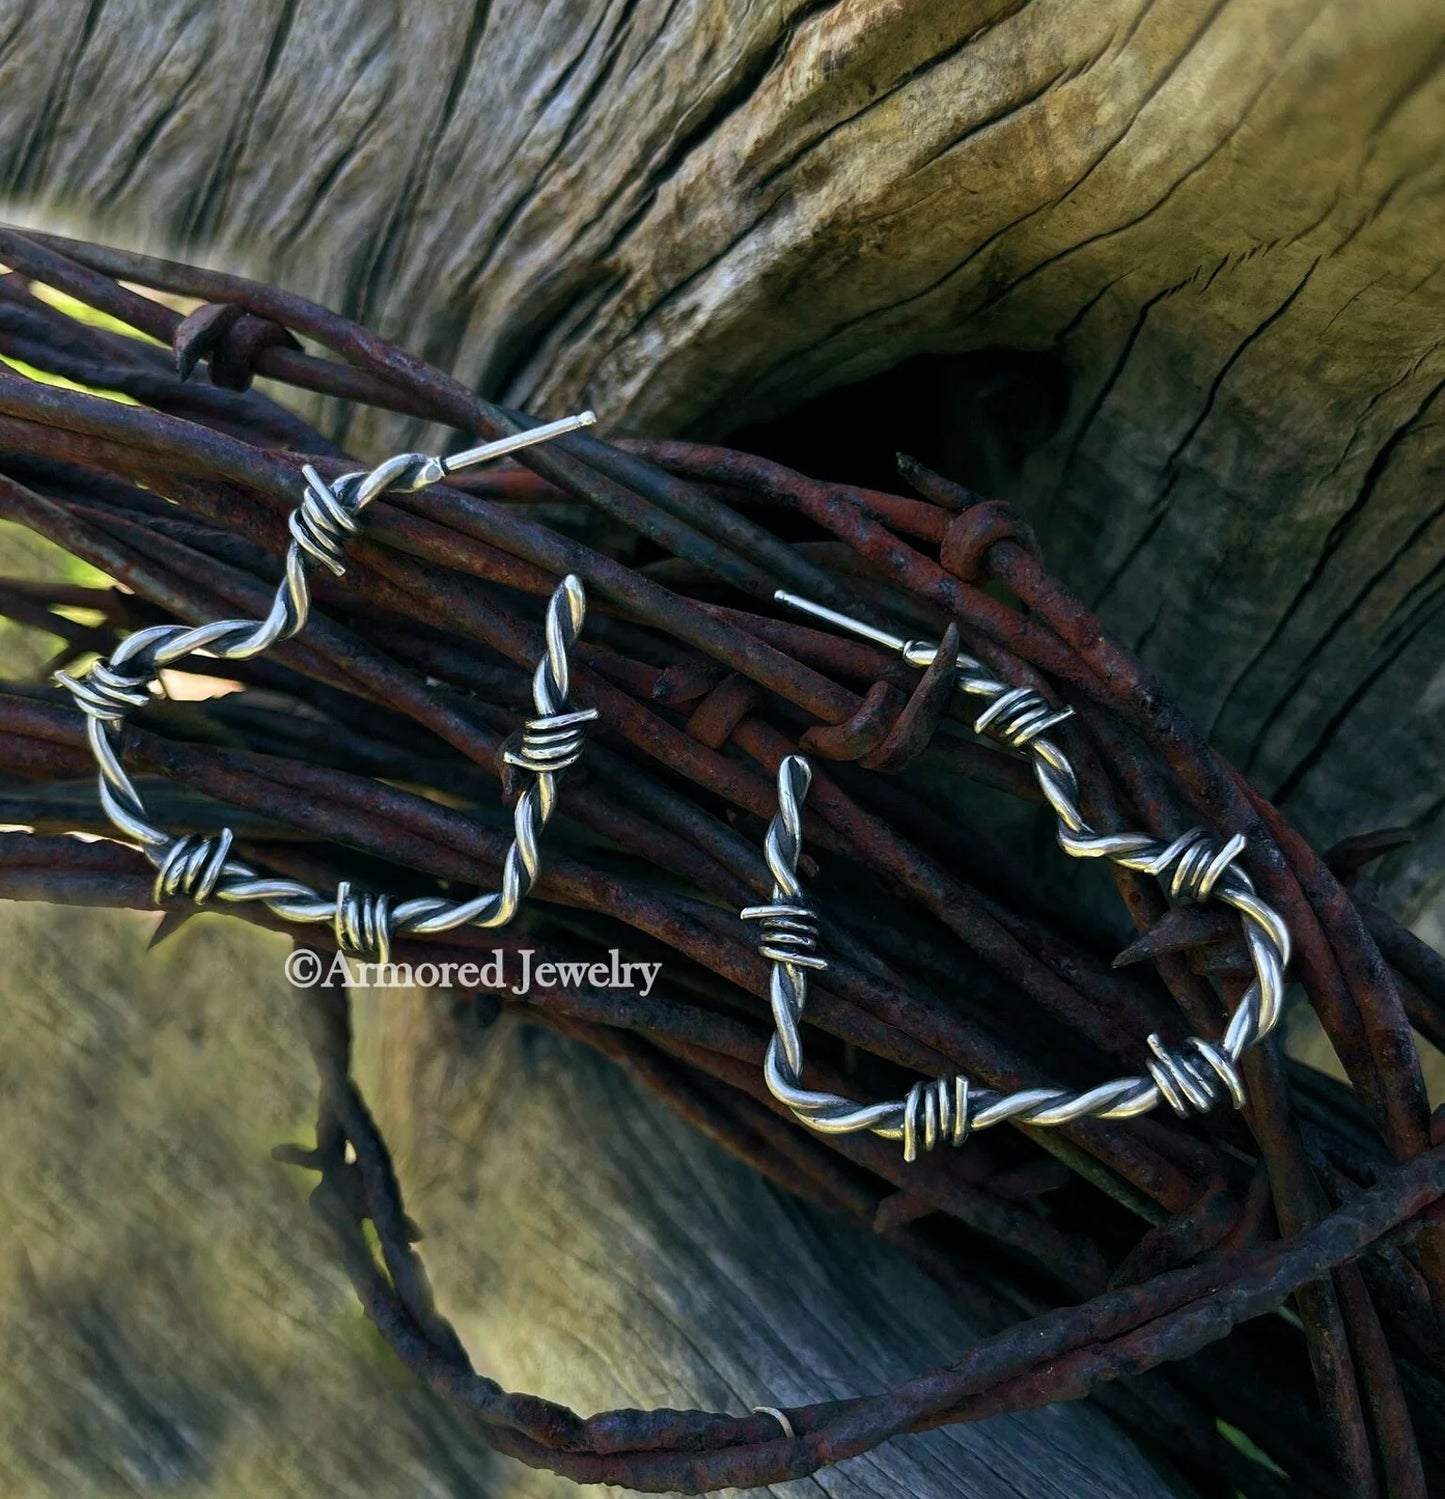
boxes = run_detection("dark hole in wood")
[727,348,1072,495]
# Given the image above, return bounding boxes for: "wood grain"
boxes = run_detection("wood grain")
[0,901,562,1497]
[0,7,1440,1488]
[1,2,1440,916]
[0,899,1183,1496]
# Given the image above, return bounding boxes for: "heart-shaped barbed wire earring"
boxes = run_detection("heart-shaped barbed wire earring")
[741,592,1290,1163]
[56,413,599,965]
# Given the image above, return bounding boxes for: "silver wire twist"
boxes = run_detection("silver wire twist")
[55,415,599,961]
[746,592,1294,1160]
[742,756,973,1162]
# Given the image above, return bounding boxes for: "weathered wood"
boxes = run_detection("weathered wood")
[0,899,1183,1496]
[0,901,555,1497]
[1,0,1440,917]
[0,4,1440,1488]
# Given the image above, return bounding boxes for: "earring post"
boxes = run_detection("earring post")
[399,411,597,491]
[774,590,909,654]
[440,410,596,477]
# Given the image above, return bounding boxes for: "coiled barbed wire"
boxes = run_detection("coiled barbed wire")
[745,593,1292,1162]
[54,415,600,962]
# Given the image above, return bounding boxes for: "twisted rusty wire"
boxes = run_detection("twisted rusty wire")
[0,227,1440,1498]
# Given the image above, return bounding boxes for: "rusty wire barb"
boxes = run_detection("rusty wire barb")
[55,417,598,962]
[0,226,1441,1498]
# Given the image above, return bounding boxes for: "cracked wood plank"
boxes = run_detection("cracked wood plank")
[8,0,1438,921]
[0,7,1441,1487]
[2,0,1439,909]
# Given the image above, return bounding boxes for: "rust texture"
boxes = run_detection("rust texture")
[0,229,1442,1496]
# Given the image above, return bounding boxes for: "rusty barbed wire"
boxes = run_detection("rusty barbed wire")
[0,226,1439,1497]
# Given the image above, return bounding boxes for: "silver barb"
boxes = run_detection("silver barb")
[744,593,1290,1162]
[55,415,600,967]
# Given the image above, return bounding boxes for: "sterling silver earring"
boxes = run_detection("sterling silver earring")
[742,593,1290,1163]
[57,414,599,964]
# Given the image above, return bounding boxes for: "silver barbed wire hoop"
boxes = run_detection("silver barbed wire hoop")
[743,593,1292,1163]
[55,415,600,963]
